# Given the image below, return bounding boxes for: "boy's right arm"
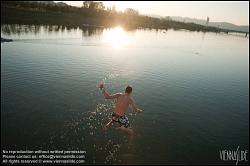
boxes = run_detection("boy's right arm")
[98,82,121,99]
[102,88,121,99]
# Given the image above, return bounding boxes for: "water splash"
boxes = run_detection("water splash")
[42,82,139,164]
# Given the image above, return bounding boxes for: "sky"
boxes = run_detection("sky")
[55,1,249,26]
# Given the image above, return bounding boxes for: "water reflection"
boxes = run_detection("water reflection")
[82,27,103,37]
[1,24,139,49]
[1,24,105,38]
[102,27,130,49]
[1,24,40,36]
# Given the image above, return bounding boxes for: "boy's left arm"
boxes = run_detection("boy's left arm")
[130,98,143,113]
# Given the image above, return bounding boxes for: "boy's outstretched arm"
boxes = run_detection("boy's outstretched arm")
[97,82,121,99]
[102,88,121,99]
[130,98,143,113]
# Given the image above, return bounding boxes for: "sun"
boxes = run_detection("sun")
[102,26,129,49]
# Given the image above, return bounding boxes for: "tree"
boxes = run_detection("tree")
[124,8,139,15]
[112,4,116,12]
[96,2,105,10]
[83,1,91,8]
[91,2,103,10]
[83,1,105,10]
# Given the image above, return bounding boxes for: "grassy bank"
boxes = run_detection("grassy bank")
[1,2,231,33]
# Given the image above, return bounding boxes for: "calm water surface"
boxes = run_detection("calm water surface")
[1,24,249,164]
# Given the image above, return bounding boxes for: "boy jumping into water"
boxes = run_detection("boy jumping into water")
[97,82,143,141]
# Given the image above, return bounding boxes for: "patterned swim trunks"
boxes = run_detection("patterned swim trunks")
[111,112,130,128]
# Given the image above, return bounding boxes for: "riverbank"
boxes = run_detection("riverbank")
[1,4,231,33]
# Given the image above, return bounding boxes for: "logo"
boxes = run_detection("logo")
[219,146,248,165]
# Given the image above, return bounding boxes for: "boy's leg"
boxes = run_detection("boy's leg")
[116,126,134,141]
[102,119,113,131]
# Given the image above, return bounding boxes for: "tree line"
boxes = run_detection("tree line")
[1,1,228,32]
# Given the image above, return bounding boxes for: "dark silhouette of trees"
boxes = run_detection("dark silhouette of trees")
[1,1,238,33]
[82,1,105,10]
[125,8,139,15]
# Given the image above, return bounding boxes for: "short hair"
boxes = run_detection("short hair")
[125,85,132,94]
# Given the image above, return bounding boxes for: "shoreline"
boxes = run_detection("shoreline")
[2,5,247,34]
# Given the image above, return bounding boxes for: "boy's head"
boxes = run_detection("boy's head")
[125,85,132,94]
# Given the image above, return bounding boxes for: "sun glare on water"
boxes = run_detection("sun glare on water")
[102,27,129,49]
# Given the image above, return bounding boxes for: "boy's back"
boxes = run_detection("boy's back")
[114,94,131,116]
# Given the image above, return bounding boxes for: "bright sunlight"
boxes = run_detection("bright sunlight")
[102,26,130,49]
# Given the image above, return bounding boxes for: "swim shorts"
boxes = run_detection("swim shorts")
[111,112,130,128]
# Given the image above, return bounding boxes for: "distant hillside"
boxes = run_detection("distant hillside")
[169,16,249,33]
[24,1,68,7]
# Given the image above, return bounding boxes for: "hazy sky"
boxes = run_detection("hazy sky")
[55,1,249,25]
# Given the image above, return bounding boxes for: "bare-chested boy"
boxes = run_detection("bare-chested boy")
[97,82,143,140]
